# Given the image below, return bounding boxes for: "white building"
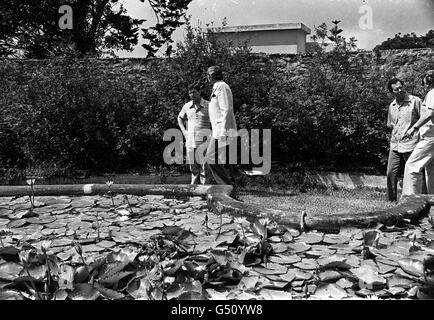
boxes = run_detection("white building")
[207,22,311,54]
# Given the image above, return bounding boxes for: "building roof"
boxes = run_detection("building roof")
[207,22,311,34]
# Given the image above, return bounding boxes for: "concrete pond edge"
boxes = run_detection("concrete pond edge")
[0,184,431,231]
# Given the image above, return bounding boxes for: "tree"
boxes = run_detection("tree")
[0,0,192,58]
[310,20,358,53]
[373,30,434,51]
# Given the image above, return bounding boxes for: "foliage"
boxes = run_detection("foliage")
[310,21,358,53]
[0,19,433,179]
[374,30,434,52]
[0,0,192,58]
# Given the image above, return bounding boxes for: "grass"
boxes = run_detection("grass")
[238,187,396,216]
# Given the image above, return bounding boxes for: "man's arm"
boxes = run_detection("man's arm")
[216,84,233,137]
[404,93,434,138]
[177,107,188,138]
[387,105,394,129]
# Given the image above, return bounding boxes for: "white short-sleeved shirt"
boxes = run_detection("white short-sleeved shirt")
[178,99,211,148]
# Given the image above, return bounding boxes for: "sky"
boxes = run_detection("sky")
[118,0,434,57]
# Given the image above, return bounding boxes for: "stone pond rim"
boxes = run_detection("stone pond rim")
[0,184,431,231]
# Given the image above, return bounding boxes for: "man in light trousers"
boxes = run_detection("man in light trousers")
[402,70,434,195]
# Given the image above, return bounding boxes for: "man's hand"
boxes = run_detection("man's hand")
[403,126,418,140]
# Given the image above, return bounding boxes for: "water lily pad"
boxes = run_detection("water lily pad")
[398,258,424,277]
[271,243,288,253]
[336,278,354,289]
[70,199,95,209]
[258,289,292,300]
[68,283,100,300]
[97,240,116,249]
[294,270,313,281]
[268,254,301,265]
[298,232,324,244]
[7,219,27,228]
[318,255,351,270]
[287,242,311,253]
[254,263,288,275]
[387,274,416,288]
[0,289,25,300]
[238,276,259,290]
[305,246,336,258]
[351,266,386,289]
[294,259,318,270]
[280,269,296,283]
[52,238,73,247]
[26,216,56,225]
[0,262,23,281]
[311,284,348,300]
[319,270,342,282]
[323,234,350,245]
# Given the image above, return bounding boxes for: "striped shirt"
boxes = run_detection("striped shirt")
[178,99,211,148]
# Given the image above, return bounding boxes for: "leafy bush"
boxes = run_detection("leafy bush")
[0,21,433,181]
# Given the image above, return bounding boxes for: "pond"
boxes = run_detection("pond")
[0,191,433,300]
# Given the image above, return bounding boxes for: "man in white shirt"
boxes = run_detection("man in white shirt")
[385,78,423,201]
[177,84,211,184]
[402,70,434,195]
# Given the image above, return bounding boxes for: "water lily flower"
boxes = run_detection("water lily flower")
[235,217,248,225]
[259,218,270,226]
[40,240,52,254]
[19,250,31,264]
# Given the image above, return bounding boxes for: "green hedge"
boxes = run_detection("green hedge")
[0,29,433,181]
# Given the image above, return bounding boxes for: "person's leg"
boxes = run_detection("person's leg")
[205,138,234,185]
[424,159,434,194]
[386,149,401,201]
[402,138,434,196]
[187,148,200,184]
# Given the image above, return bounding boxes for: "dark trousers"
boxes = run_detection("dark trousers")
[387,149,427,201]
[205,138,241,185]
